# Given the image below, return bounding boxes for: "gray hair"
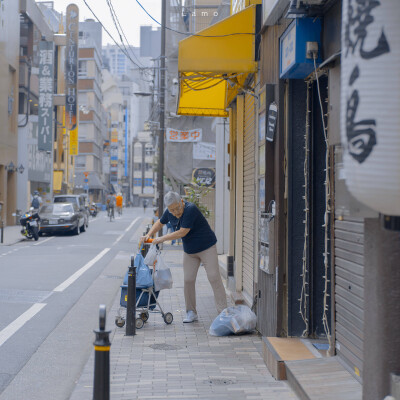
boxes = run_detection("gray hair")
[164,191,181,207]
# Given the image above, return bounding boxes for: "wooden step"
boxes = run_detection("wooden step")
[285,357,362,400]
[262,337,315,380]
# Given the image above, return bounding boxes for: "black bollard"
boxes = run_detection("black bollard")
[126,256,136,336]
[93,305,111,400]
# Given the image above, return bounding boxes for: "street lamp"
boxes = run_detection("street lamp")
[5,162,15,172]
[17,164,25,174]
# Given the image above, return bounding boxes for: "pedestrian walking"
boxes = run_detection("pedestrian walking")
[140,191,227,323]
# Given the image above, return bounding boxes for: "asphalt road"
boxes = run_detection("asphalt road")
[0,207,150,400]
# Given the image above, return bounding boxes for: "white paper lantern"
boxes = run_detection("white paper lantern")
[341,0,400,216]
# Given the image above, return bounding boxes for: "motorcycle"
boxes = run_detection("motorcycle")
[20,208,40,241]
[89,203,98,217]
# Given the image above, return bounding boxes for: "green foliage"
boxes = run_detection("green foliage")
[184,179,212,218]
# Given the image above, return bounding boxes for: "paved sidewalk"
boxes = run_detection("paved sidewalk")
[71,248,297,400]
[0,225,23,246]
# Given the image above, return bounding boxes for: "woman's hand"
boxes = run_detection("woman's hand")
[139,234,150,245]
[152,236,164,245]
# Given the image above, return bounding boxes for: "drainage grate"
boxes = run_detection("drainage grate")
[203,378,236,386]
[149,343,181,351]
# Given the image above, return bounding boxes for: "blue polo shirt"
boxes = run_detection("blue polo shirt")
[160,201,217,254]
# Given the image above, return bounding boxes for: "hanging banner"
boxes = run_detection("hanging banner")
[69,127,78,155]
[193,142,216,160]
[166,128,202,142]
[65,4,79,131]
[38,41,54,152]
[341,0,400,215]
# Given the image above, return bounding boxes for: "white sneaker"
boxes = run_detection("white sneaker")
[183,311,198,323]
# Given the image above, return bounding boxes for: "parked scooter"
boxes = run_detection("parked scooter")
[19,208,40,241]
[89,203,98,217]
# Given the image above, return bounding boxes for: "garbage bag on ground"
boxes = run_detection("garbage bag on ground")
[154,254,173,291]
[143,243,158,266]
[209,305,257,336]
[135,253,153,288]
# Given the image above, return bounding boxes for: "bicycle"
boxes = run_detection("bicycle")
[109,205,115,221]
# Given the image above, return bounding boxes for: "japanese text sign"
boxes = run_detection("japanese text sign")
[341,0,400,215]
[66,4,79,131]
[166,128,202,143]
[38,41,54,152]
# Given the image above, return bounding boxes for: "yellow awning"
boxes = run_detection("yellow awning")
[177,6,257,117]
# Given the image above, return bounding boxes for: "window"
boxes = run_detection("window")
[78,60,87,78]
[133,178,141,186]
[145,178,153,187]
[75,155,86,168]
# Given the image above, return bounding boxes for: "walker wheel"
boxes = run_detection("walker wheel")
[135,317,145,329]
[163,312,173,325]
[140,311,149,322]
[115,317,125,328]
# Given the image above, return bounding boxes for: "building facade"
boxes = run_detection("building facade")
[0,0,20,225]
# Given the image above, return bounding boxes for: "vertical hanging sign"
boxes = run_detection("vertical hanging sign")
[38,41,54,152]
[341,0,400,215]
[66,4,79,155]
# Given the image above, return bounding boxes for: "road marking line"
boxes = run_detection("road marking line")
[125,217,141,233]
[53,248,111,292]
[0,303,46,347]
[112,217,140,246]
[33,237,54,246]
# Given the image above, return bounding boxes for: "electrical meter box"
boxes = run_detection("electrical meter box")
[280,18,322,79]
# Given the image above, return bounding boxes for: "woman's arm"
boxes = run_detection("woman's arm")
[140,220,164,243]
[152,227,190,244]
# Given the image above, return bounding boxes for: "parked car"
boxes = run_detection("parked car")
[53,194,89,229]
[39,203,85,235]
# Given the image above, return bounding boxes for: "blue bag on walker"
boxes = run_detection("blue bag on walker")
[135,253,153,288]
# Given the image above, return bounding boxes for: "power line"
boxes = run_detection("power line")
[105,0,153,81]
[82,0,153,76]
[135,0,256,38]
[106,0,151,76]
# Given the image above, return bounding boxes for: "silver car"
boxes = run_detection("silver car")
[39,203,85,236]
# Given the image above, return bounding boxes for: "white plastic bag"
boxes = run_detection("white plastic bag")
[154,255,173,291]
[143,244,158,266]
[209,305,256,336]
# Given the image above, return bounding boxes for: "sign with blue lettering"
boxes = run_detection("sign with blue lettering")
[280,18,322,79]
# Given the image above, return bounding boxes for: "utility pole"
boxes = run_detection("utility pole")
[158,0,166,219]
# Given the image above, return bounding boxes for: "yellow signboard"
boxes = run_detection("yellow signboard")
[111,130,118,143]
[53,170,63,192]
[70,127,79,155]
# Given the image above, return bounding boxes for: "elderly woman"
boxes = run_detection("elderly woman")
[141,191,227,323]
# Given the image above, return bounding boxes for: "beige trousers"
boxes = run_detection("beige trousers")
[183,244,228,314]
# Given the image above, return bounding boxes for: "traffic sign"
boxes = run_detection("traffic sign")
[84,184,89,190]
[83,171,89,178]
[84,178,89,183]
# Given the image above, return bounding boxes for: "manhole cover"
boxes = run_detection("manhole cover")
[149,343,181,351]
[203,378,236,386]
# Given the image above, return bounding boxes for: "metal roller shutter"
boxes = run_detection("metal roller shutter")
[242,92,256,301]
[335,215,364,380]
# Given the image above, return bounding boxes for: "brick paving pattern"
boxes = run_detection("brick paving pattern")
[71,248,297,400]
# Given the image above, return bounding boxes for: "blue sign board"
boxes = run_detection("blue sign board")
[280,18,322,79]
[84,184,89,191]
[84,178,89,183]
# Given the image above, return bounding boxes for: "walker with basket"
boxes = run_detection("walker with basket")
[115,242,173,329]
